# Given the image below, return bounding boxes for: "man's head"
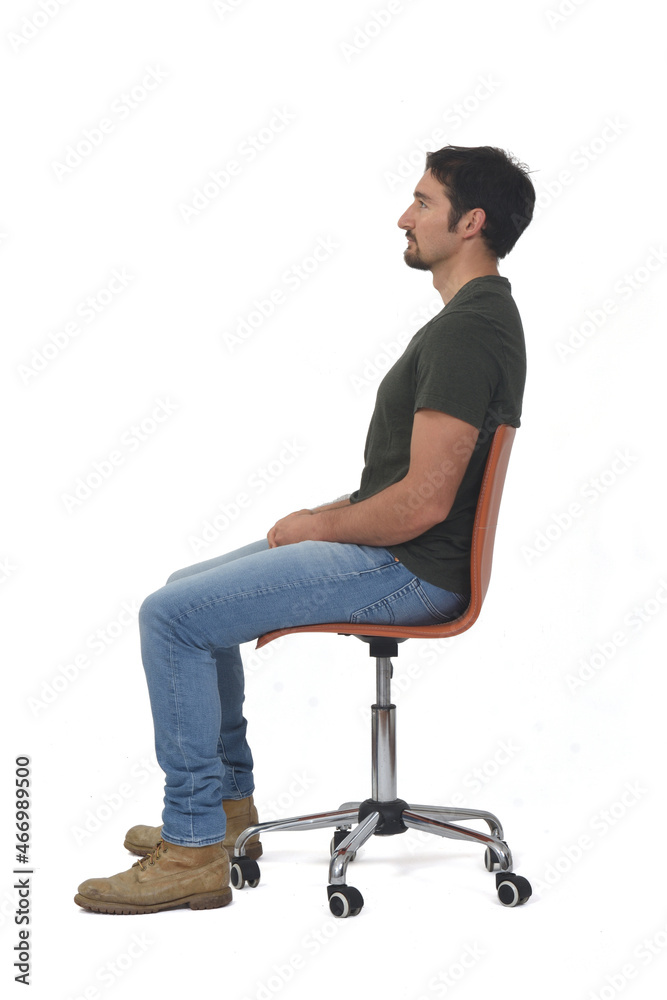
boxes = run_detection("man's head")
[398,145,536,273]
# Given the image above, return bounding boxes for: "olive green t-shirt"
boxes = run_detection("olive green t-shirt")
[349,275,526,594]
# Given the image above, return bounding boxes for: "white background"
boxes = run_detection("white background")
[2,1,666,998]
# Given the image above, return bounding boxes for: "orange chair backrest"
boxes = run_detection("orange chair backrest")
[453,422,516,634]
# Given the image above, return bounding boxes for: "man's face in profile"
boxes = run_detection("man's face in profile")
[398,170,459,272]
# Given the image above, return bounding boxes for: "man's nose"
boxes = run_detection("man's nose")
[397,208,413,230]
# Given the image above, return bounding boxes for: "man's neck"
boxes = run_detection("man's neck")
[433,259,500,305]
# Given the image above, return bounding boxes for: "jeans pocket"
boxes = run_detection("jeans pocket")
[350,579,466,628]
[349,596,397,626]
[413,581,469,624]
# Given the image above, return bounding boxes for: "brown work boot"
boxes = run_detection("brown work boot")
[123,794,262,860]
[74,839,231,914]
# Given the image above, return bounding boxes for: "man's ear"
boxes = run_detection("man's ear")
[463,207,487,238]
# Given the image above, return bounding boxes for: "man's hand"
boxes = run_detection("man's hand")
[267,509,315,548]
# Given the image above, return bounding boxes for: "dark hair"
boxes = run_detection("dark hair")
[425,145,536,259]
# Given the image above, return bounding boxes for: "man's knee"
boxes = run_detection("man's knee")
[166,567,187,584]
[138,587,170,628]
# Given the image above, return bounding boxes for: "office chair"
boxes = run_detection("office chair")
[229,424,532,916]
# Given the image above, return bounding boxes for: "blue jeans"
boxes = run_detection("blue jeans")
[139,538,468,846]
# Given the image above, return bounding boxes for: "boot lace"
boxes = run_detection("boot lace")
[134,839,168,872]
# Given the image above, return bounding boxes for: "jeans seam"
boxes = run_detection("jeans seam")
[168,620,196,842]
[413,581,444,620]
[217,743,242,798]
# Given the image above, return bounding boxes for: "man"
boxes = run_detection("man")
[74,144,535,914]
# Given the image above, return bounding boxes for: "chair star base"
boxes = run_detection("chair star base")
[229,651,532,916]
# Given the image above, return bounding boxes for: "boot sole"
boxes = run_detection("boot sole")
[123,838,263,861]
[74,885,233,914]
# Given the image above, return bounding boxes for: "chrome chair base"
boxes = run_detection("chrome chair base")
[229,642,532,915]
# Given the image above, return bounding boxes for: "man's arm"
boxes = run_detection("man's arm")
[267,410,478,548]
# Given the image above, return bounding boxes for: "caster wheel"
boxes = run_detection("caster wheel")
[330,829,356,862]
[327,884,364,918]
[230,857,261,890]
[496,873,532,907]
[484,843,509,872]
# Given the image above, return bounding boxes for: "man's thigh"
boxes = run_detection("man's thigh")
[166,538,269,584]
[144,540,405,648]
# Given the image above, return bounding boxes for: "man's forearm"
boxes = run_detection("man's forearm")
[311,479,443,546]
[267,483,442,549]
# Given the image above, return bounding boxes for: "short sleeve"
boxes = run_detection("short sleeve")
[413,315,502,430]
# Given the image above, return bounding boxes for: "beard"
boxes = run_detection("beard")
[403,243,431,271]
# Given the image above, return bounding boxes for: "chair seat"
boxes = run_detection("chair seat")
[254,609,474,649]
